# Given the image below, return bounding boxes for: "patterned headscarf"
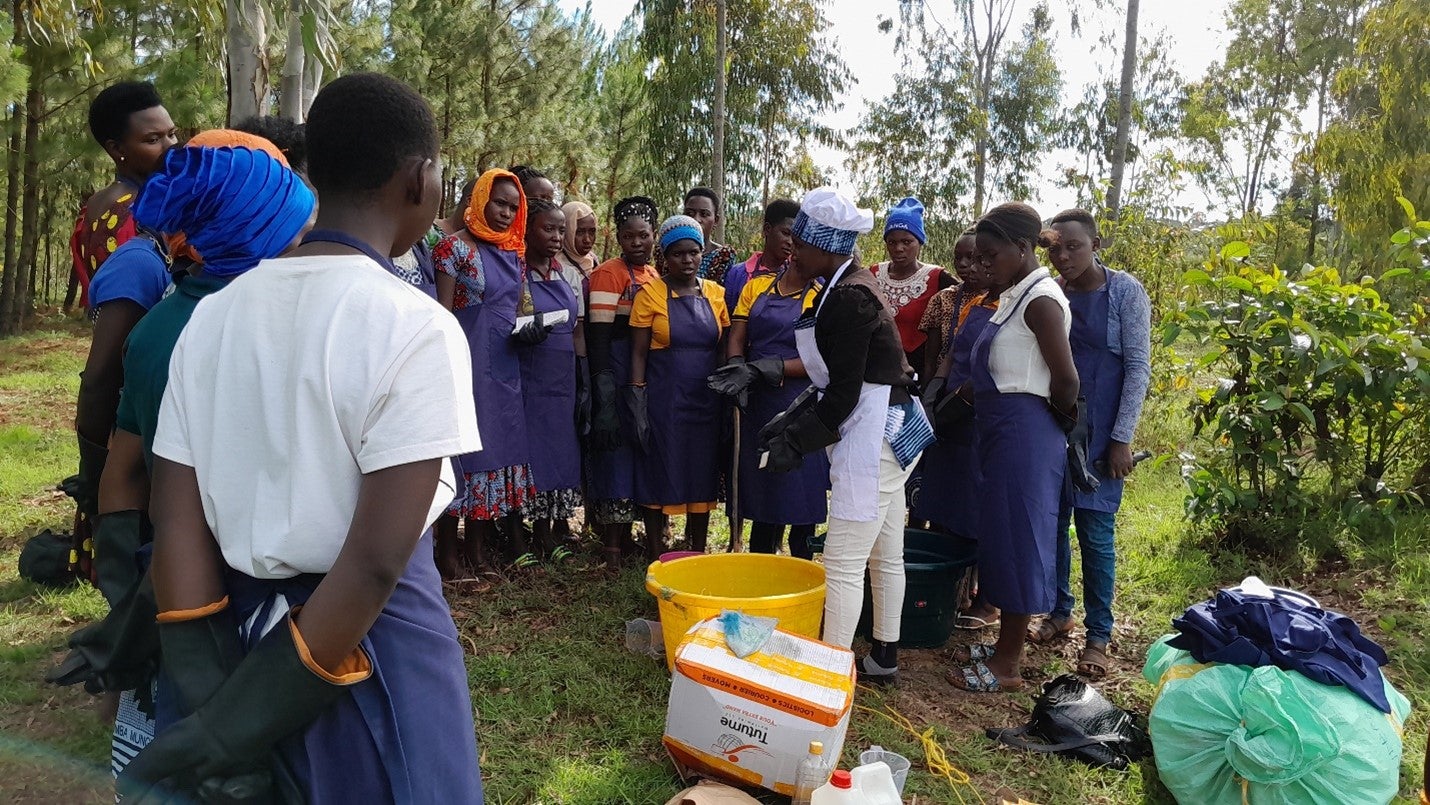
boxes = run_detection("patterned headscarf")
[560,200,596,272]
[658,214,704,254]
[792,186,873,256]
[613,196,658,231]
[464,168,528,258]
[134,144,314,278]
[163,129,295,265]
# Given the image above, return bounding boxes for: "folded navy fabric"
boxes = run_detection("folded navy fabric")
[1168,586,1391,713]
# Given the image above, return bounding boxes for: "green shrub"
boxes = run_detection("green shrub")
[1166,203,1430,554]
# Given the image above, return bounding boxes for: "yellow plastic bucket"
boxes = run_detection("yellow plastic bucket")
[644,554,826,670]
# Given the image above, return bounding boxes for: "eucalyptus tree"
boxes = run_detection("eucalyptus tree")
[848,0,1062,227]
[636,0,850,218]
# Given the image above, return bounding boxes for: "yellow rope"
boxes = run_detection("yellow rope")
[853,702,977,804]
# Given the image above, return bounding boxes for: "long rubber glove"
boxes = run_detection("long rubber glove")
[590,370,622,451]
[118,611,370,803]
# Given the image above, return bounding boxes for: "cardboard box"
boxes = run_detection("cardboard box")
[662,617,856,796]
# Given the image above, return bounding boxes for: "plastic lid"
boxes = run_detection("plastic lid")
[831,769,852,789]
[808,741,824,755]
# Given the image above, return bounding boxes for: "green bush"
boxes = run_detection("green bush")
[1167,203,1430,554]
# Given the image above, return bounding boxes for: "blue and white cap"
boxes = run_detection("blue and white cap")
[791,186,874,256]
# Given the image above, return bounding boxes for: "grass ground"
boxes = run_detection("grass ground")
[0,328,1425,804]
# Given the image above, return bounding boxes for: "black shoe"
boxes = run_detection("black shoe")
[856,654,899,686]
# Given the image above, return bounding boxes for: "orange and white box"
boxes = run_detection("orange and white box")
[662,617,856,796]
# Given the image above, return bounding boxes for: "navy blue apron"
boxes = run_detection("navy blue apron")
[633,281,722,506]
[587,264,643,504]
[969,280,1066,615]
[224,532,483,804]
[450,240,529,477]
[913,301,995,535]
[1063,284,1125,512]
[519,263,581,493]
[737,274,829,524]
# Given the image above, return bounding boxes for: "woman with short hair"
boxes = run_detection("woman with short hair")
[949,202,1078,693]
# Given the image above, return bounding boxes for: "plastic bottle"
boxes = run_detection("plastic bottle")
[810,769,857,804]
[792,740,833,805]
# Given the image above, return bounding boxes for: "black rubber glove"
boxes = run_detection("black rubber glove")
[758,408,841,473]
[575,357,592,437]
[92,510,146,608]
[708,357,757,408]
[513,312,554,346]
[748,357,784,387]
[591,370,621,451]
[760,432,805,473]
[622,385,651,453]
[75,432,109,519]
[46,572,159,703]
[1060,398,1101,494]
[158,605,245,717]
[118,612,368,803]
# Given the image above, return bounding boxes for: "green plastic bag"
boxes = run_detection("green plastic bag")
[1142,636,1410,805]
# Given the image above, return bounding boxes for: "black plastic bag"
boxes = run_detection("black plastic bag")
[18,529,76,587]
[985,674,1149,770]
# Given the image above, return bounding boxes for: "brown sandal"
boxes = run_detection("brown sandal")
[1026,616,1074,645]
[1077,641,1110,678]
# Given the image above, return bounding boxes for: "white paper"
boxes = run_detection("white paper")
[512,308,569,335]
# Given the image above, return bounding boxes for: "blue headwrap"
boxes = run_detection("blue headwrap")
[134,146,315,278]
[884,196,927,244]
[658,214,704,254]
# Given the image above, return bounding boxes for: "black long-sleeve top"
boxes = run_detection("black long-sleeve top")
[799,265,915,438]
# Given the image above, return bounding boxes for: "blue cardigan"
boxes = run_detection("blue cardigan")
[1058,263,1152,444]
[1099,264,1152,444]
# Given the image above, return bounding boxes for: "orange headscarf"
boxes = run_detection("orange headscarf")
[168,129,292,264]
[185,128,289,165]
[463,168,527,258]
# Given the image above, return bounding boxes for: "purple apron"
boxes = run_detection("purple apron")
[451,242,528,475]
[633,282,722,506]
[586,266,643,503]
[519,266,581,493]
[736,274,828,524]
[1063,285,1125,512]
[970,282,1065,615]
[225,531,484,804]
[913,301,995,536]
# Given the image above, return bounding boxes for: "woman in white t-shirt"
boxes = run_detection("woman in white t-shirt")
[124,74,485,802]
[947,202,1078,694]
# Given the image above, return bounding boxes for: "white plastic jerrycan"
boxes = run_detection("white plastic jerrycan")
[810,763,903,805]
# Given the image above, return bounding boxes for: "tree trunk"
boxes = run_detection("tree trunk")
[711,0,727,243]
[301,54,323,116]
[8,80,43,333]
[3,80,41,334]
[1105,0,1139,222]
[226,0,268,124]
[0,1,21,327]
[279,1,305,122]
[300,2,327,116]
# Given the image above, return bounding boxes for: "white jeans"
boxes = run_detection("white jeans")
[821,441,915,648]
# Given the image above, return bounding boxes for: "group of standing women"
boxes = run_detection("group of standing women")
[384,177,1155,692]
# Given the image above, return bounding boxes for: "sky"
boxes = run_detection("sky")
[560,0,1240,214]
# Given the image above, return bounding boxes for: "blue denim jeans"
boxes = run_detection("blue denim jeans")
[1052,506,1117,644]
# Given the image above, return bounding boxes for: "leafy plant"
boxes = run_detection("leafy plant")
[1169,220,1430,552]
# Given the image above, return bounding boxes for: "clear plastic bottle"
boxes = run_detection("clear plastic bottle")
[792,740,834,805]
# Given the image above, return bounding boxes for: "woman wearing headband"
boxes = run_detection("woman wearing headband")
[586,196,661,568]
[626,215,730,554]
